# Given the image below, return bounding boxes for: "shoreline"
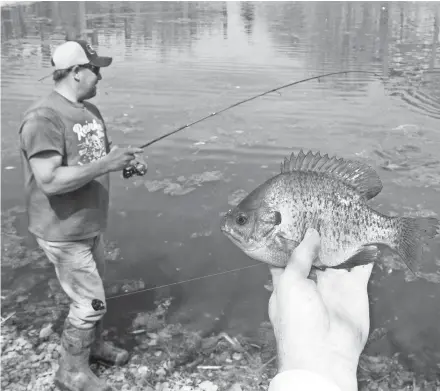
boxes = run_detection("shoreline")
[2,294,439,391]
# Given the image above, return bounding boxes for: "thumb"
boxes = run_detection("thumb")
[110,145,119,152]
[269,266,284,290]
[127,147,144,154]
[284,228,321,280]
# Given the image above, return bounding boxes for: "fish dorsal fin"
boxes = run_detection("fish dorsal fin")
[280,150,383,200]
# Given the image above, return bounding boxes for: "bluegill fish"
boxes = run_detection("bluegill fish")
[220,150,439,272]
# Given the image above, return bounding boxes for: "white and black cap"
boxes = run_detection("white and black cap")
[51,40,112,69]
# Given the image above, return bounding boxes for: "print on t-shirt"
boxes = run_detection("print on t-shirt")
[72,119,107,165]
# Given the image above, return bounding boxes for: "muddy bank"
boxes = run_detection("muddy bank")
[2,292,440,391]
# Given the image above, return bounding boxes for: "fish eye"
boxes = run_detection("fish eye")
[236,213,248,225]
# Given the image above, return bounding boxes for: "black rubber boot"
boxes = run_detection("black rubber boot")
[54,319,113,391]
[91,320,129,366]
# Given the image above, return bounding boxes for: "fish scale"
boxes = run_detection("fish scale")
[221,150,440,274]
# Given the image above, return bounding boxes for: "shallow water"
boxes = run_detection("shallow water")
[1,1,440,376]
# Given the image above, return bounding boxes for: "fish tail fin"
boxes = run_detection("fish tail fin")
[394,216,439,273]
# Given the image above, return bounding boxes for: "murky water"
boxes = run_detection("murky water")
[2,1,440,376]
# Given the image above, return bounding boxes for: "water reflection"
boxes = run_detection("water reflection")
[222,2,227,40]
[2,2,438,80]
[379,2,390,77]
[1,0,440,376]
[240,2,254,39]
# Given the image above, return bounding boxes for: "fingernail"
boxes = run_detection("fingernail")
[302,228,321,256]
[304,228,319,240]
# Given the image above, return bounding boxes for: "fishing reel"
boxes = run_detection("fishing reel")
[122,162,148,179]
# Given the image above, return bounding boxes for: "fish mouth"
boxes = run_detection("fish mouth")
[220,225,242,244]
[221,225,262,252]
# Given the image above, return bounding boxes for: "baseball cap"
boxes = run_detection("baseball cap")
[51,40,112,69]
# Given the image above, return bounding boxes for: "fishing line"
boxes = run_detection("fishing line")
[1,263,265,321]
[123,69,381,178]
[106,263,263,300]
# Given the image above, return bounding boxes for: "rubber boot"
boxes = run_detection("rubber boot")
[54,319,113,391]
[91,320,129,366]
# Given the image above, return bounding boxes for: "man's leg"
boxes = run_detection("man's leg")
[90,234,129,366]
[37,236,112,391]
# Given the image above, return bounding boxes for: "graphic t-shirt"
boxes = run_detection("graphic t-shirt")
[19,90,111,241]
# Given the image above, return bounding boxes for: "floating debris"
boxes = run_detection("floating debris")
[413,272,440,284]
[228,189,249,206]
[380,253,440,284]
[374,145,440,189]
[106,279,146,296]
[104,239,122,263]
[190,231,212,239]
[145,179,197,196]
[366,328,388,346]
[184,171,225,186]
[144,171,225,196]
[392,124,421,135]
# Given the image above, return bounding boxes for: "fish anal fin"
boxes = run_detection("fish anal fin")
[280,150,383,200]
[329,245,379,271]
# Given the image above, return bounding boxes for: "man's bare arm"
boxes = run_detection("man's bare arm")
[29,151,109,196]
[29,145,143,196]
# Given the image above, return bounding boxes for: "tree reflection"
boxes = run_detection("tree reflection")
[240,2,254,39]
[222,2,227,40]
[264,2,438,78]
[0,0,438,112]
[0,1,225,64]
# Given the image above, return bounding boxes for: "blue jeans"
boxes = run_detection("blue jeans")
[36,234,107,329]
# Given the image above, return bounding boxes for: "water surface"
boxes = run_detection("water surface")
[2,1,440,376]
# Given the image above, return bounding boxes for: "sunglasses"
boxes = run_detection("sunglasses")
[79,63,101,76]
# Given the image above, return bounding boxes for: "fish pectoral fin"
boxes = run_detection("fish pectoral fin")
[330,245,380,271]
[276,233,299,245]
[277,232,297,242]
[274,234,299,253]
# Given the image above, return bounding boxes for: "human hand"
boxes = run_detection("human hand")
[268,228,373,391]
[102,145,144,172]
[129,153,148,174]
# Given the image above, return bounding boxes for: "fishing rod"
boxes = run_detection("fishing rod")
[122,70,381,178]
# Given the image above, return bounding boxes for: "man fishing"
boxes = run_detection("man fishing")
[18,39,144,391]
[17,38,375,390]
